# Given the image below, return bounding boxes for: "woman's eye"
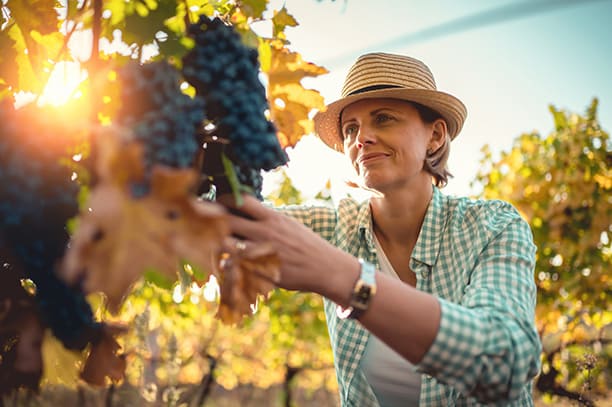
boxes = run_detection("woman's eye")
[342,124,357,138]
[375,114,393,124]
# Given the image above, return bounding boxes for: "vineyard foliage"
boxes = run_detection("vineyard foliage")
[473,99,611,401]
[3,0,611,404]
[0,0,329,393]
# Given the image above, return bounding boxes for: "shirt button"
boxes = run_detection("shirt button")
[420,267,431,279]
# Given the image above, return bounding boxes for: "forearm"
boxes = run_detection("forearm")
[319,250,540,403]
[317,250,440,364]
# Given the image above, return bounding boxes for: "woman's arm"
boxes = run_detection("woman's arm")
[415,215,541,402]
[226,195,541,402]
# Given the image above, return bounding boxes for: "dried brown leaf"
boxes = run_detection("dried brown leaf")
[217,242,280,324]
[80,324,127,386]
[61,128,228,313]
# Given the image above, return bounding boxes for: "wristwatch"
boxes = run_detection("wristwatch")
[336,258,377,320]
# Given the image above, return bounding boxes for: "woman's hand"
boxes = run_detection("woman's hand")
[220,195,359,301]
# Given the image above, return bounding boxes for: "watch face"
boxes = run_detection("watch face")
[337,259,377,320]
[354,281,371,309]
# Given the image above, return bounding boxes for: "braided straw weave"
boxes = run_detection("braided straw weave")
[313,52,467,152]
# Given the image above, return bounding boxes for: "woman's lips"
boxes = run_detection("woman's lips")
[358,152,388,165]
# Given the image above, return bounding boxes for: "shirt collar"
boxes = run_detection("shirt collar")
[411,186,446,267]
[357,186,447,264]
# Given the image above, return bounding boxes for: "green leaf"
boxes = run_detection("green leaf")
[66,0,82,21]
[187,262,207,282]
[272,6,298,37]
[122,0,179,46]
[7,24,42,92]
[549,105,568,131]
[156,34,191,61]
[0,30,19,88]
[7,0,58,35]
[221,152,243,206]
[240,0,268,19]
[144,268,175,290]
[104,0,128,30]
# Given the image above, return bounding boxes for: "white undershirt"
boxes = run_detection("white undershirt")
[359,231,422,406]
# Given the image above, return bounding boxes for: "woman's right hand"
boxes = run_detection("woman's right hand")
[218,195,359,303]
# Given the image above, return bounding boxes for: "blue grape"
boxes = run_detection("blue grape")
[115,61,206,195]
[0,99,102,351]
[183,16,288,174]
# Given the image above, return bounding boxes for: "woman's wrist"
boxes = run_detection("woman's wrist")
[314,249,361,306]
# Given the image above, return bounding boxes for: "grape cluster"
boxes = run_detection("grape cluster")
[0,100,102,350]
[182,16,288,178]
[115,61,206,195]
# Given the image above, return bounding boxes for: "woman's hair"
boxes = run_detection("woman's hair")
[410,102,453,187]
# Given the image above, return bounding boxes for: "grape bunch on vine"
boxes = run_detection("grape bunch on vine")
[0,0,326,395]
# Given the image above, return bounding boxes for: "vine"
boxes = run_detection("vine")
[0,0,327,395]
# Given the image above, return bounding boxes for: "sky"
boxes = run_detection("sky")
[260,0,612,202]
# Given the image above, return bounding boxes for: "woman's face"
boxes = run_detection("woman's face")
[340,98,439,193]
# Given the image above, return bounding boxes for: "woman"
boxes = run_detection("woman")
[224,53,541,406]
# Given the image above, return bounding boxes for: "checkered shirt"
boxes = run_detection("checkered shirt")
[277,187,542,406]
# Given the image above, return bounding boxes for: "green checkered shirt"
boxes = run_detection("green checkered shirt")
[277,186,541,406]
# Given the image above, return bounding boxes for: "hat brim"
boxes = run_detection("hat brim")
[313,88,467,152]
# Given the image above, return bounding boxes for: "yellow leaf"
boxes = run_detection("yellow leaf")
[268,76,325,147]
[258,38,272,73]
[271,83,325,108]
[269,100,307,147]
[268,47,328,86]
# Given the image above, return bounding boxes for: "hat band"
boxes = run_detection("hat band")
[346,84,401,96]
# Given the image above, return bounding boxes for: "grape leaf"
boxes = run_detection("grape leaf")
[122,0,178,47]
[272,94,322,148]
[240,0,268,19]
[267,47,327,148]
[60,128,229,314]
[7,0,58,36]
[217,242,280,324]
[268,47,328,86]
[7,24,43,92]
[80,324,127,386]
[271,6,298,39]
[0,30,18,90]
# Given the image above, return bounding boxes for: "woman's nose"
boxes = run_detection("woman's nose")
[355,125,376,148]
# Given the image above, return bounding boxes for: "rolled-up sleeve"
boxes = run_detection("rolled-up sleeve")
[417,214,542,403]
[270,203,338,241]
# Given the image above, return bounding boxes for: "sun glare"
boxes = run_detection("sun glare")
[38,62,87,107]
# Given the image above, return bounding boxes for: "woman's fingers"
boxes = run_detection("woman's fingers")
[226,212,263,241]
[219,194,270,221]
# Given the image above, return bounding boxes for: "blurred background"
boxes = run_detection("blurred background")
[2,0,610,406]
[262,0,612,201]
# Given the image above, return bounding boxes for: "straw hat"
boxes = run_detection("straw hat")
[313,52,467,152]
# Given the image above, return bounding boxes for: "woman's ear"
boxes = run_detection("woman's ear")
[428,118,447,153]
